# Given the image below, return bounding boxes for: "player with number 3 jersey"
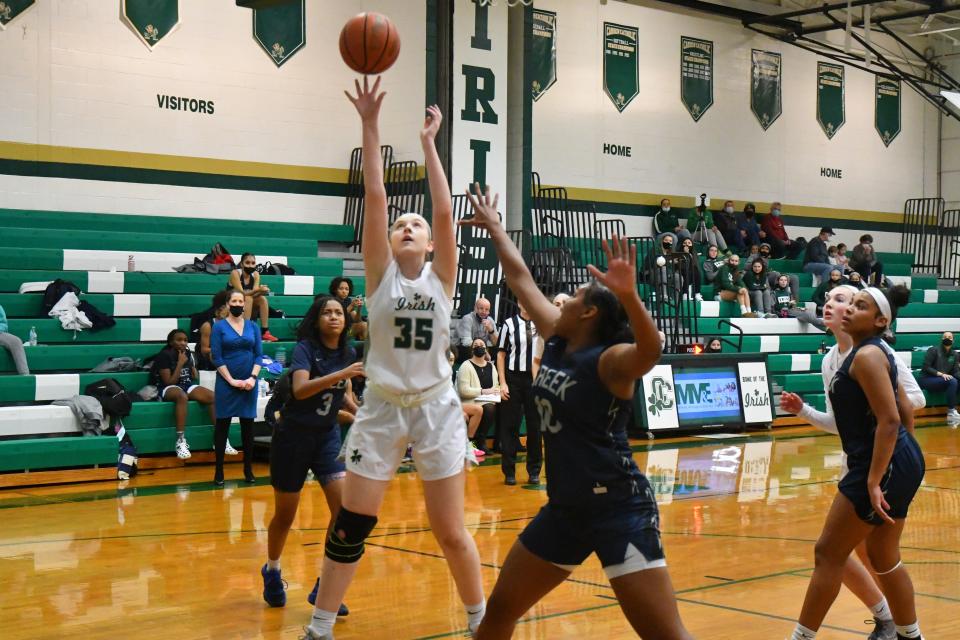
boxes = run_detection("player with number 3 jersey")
[301,76,485,640]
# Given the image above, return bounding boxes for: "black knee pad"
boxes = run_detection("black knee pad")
[325,507,378,564]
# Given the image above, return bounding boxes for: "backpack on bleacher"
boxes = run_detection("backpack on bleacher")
[84,378,134,419]
[41,279,81,314]
[256,261,296,276]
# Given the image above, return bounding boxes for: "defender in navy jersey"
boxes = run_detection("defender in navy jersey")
[789,286,926,640]
[463,186,692,640]
[260,296,361,615]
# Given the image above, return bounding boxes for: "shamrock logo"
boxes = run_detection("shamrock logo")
[350,449,362,465]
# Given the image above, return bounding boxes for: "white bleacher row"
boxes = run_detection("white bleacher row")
[63,250,288,273]
[20,274,320,297]
[711,317,960,336]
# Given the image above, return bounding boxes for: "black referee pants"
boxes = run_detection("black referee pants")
[500,370,542,479]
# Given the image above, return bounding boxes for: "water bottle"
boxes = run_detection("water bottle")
[28,326,37,347]
[275,347,286,366]
[127,255,136,272]
[818,340,827,355]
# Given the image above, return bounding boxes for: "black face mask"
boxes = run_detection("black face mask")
[760,250,770,257]
[662,242,673,251]
[228,305,244,317]
[473,346,487,358]
[243,266,257,275]
[944,339,953,348]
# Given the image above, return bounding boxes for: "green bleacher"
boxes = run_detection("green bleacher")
[0,209,355,473]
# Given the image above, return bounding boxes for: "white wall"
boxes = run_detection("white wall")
[530,0,940,251]
[0,0,426,224]
[940,53,960,210]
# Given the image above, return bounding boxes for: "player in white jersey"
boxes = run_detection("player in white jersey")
[780,285,924,640]
[301,76,484,640]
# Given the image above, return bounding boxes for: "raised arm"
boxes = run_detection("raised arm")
[461,184,559,338]
[345,76,390,295]
[593,236,662,399]
[420,106,457,297]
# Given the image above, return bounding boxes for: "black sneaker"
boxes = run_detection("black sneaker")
[528,475,540,486]
[504,475,516,486]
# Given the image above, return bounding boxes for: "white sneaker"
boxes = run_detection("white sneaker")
[176,437,191,460]
[694,293,703,302]
[224,439,239,455]
[947,409,960,426]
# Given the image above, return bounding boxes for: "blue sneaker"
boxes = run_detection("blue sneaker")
[307,578,349,617]
[261,563,286,607]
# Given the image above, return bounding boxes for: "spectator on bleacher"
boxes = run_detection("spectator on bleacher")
[773,275,796,317]
[211,289,262,486]
[919,332,960,426]
[847,271,864,289]
[736,203,763,250]
[644,233,682,294]
[760,202,805,259]
[152,329,216,460]
[701,244,725,286]
[228,253,279,342]
[678,237,701,300]
[715,254,756,318]
[0,303,29,375]
[704,336,723,353]
[744,258,773,316]
[748,243,800,299]
[850,234,884,286]
[812,268,845,313]
[687,202,726,251]
[456,296,498,362]
[714,200,739,249]
[834,242,853,275]
[329,276,368,341]
[457,338,500,456]
[654,198,691,241]
[802,227,836,284]
[497,301,541,486]
[196,290,230,371]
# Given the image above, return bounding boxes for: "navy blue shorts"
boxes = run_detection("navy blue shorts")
[839,434,925,525]
[269,422,346,493]
[518,499,666,579]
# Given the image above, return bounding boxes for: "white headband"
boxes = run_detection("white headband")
[864,287,892,323]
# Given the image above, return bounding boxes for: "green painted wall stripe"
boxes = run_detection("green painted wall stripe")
[0,159,348,197]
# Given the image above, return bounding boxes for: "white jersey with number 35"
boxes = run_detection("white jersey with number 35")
[364,260,453,395]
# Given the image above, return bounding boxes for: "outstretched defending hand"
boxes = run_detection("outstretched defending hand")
[587,235,637,299]
[460,183,501,232]
[420,105,443,142]
[345,76,385,122]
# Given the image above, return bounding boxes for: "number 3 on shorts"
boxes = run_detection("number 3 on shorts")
[394,317,433,350]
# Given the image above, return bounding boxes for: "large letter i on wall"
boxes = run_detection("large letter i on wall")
[469,139,490,187]
[471,0,491,50]
[461,65,498,124]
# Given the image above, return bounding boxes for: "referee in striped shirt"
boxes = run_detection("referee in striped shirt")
[496,301,541,486]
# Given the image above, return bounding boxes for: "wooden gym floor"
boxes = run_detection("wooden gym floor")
[0,423,958,639]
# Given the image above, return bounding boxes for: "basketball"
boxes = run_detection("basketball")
[339,12,400,75]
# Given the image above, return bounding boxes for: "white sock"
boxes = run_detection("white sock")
[266,558,280,571]
[791,624,816,640]
[870,597,892,621]
[309,607,337,635]
[740,304,749,314]
[895,622,921,639]
[465,599,486,632]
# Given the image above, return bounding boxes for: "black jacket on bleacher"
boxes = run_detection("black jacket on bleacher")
[922,346,960,378]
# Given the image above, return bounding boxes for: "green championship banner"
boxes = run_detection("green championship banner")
[0,0,34,30]
[530,9,557,102]
[816,62,845,139]
[253,0,305,68]
[603,22,639,113]
[875,76,901,147]
[750,49,782,130]
[122,0,179,50]
[680,37,713,122]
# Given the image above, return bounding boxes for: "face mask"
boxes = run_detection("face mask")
[760,250,770,257]
[473,346,487,358]
[663,242,673,251]
[228,305,244,317]
[745,211,754,218]
[724,206,734,214]
[661,206,671,213]
[772,209,781,217]
[944,339,954,348]
[243,266,256,275]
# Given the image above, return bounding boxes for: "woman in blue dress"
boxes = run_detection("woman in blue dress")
[211,288,263,486]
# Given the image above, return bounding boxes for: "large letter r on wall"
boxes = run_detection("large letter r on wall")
[461,65,498,124]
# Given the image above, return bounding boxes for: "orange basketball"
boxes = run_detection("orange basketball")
[339,12,400,75]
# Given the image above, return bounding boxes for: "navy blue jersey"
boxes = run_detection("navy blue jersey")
[535,336,644,508]
[281,340,356,429]
[829,336,910,470]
